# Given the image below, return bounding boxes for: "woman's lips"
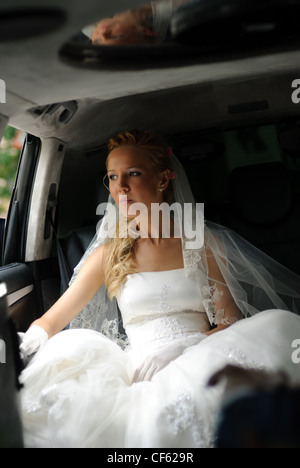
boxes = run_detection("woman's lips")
[119,196,134,205]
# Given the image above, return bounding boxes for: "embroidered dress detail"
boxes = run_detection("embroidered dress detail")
[202,284,226,326]
[223,346,265,371]
[163,390,207,448]
[153,316,188,345]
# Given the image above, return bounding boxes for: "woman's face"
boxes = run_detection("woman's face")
[106,146,167,217]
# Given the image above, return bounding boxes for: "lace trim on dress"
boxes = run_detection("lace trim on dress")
[182,248,202,277]
[201,284,239,326]
[101,319,129,349]
[223,346,265,371]
[202,285,223,326]
[71,293,128,349]
[163,389,215,448]
[215,310,239,326]
[154,283,183,315]
[70,300,102,330]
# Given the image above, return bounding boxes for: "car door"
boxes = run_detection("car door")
[0,132,64,447]
[0,282,24,448]
[0,134,43,332]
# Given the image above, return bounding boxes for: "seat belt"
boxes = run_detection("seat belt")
[46,214,72,330]
[48,213,72,295]
[55,232,73,295]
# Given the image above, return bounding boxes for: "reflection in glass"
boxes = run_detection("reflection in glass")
[61,0,300,69]
[65,0,300,62]
[82,1,189,46]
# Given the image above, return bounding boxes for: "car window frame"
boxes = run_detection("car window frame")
[2,134,41,266]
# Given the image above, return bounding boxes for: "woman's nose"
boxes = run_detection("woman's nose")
[117,176,129,192]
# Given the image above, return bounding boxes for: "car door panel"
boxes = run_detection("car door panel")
[0,135,54,333]
[0,286,24,448]
[0,263,38,332]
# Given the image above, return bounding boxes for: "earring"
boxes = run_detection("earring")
[103,174,109,191]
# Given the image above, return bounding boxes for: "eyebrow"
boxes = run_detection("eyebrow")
[107,166,143,173]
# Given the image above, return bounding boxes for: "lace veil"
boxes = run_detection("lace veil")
[70,151,300,346]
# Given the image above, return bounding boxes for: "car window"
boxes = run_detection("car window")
[0,126,24,219]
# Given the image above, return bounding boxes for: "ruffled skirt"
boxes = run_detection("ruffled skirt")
[20,309,300,448]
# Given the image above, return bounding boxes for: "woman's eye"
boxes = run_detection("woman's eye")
[108,171,141,181]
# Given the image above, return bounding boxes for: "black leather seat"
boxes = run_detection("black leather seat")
[217,161,300,275]
[60,225,96,279]
[58,181,107,291]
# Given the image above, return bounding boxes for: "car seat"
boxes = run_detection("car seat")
[217,161,300,275]
[58,179,108,293]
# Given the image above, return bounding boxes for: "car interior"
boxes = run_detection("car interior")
[1,0,300,448]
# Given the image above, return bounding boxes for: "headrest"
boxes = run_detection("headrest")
[229,162,292,226]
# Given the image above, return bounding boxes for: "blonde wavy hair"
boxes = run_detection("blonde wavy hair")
[104,129,174,299]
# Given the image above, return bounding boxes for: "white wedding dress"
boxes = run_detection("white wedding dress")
[20,269,300,448]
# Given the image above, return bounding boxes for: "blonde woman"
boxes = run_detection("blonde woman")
[20,130,300,448]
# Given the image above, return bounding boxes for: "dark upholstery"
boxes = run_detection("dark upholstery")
[217,162,300,275]
[60,162,300,282]
[61,225,96,276]
[58,175,108,285]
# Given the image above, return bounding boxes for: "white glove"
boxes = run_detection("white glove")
[18,325,48,358]
[133,343,185,383]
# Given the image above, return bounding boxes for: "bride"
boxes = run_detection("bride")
[19,129,300,448]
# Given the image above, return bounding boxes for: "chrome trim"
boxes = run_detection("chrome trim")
[7,285,34,307]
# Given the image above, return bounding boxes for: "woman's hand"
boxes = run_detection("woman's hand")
[18,325,48,358]
[132,344,185,382]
